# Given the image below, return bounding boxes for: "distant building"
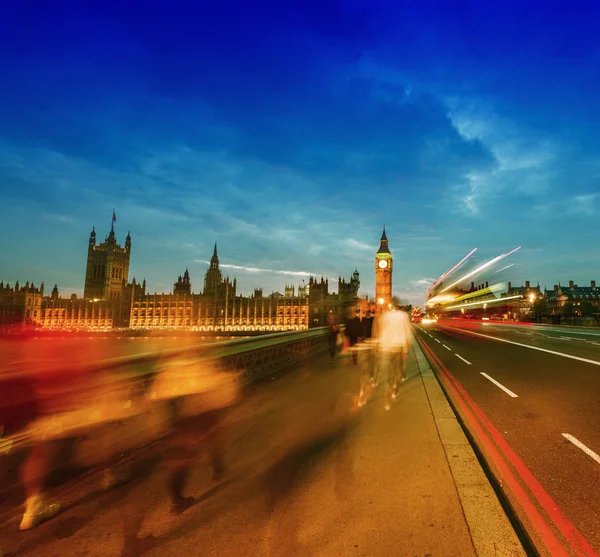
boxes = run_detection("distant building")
[0,219,365,331]
[128,244,361,331]
[375,226,392,307]
[0,281,44,327]
[544,281,600,314]
[83,219,131,302]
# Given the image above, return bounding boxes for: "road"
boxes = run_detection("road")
[414,319,600,556]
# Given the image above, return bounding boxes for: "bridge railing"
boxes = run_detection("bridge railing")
[0,327,331,459]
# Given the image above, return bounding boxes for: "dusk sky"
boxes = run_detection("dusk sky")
[1,1,599,305]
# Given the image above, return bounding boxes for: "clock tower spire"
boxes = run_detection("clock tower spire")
[375,225,392,307]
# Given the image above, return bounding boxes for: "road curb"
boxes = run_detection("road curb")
[412,341,527,557]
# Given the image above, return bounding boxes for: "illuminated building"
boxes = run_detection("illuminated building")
[544,281,600,315]
[83,216,131,302]
[0,281,44,327]
[1,219,366,331]
[129,244,314,330]
[375,226,392,307]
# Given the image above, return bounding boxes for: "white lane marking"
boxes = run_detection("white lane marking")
[428,334,433,338]
[442,327,600,367]
[531,326,600,337]
[562,434,600,465]
[558,337,572,341]
[442,344,451,351]
[455,354,472,365]
[480,372,518,398]
[435,338,441,343]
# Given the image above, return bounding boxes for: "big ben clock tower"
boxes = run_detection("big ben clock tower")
[375,226,392,307]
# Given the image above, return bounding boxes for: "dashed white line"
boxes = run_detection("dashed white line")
[442,327,600,367]
[480,372,518,398]
[455,354,472,365]
[442,344,451,351]
[562,434,600,465]
[435,338,441,344]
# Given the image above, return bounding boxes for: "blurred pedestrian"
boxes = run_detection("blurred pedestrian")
[344,308,362,365]
[327,311,340,363]
[375,305,413,411]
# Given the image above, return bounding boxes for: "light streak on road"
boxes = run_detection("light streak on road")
[493,263,515,274]
[439,246,521,294]
[445,294,523,310]
[427,248,478,294]
[455,354,472,365]
[480,372,519,398]
[562,434,600,465]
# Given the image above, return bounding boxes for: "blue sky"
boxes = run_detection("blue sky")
[1,1,599,305]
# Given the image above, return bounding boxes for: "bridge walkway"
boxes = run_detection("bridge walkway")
[0,341,523,556]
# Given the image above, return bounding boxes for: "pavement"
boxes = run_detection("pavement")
[0,339,527,557]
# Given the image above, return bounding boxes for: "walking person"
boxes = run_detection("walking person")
[369,306,383,386]
[344,308,362,365]
[327,311,340,363]
[375,305,413,411]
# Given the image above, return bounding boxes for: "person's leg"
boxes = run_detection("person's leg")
[371,346,379,386]
[400,346,409,382]
[20,441,61,530]
[329,334,336,361]
[379,352,393,410]
[390,351,401,399]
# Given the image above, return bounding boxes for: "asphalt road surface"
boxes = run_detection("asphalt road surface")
[415,319,600,556]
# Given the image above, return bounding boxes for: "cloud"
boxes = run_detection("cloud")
[570,194,598,217]
[194,260,316,277]
[347,239,372,251]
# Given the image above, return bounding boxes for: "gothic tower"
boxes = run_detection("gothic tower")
[203,243,222,295]
[83,212,131,301]
[375,226,392,307]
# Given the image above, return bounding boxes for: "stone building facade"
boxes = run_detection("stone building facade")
[544,280,600,314]
[1,221,363,331]
[375,226,392,307]
[83,219,131,302]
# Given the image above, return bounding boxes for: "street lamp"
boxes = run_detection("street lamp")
[529,293,536,304]
[378,298,384,305]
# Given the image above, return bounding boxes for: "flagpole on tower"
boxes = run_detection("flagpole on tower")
[111,209,116,232]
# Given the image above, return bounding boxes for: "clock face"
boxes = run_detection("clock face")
[378,259,388,269]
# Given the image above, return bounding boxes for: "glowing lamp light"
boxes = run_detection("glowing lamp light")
[529,294,536,304]
[378,298,384,305]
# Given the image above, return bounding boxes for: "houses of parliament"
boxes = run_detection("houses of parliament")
[0,218,370,331]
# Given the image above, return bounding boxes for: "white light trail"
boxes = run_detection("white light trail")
[493,264,515,274]
[445,294,523,310]
[428,248,477,294]
[439,246,521,294]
